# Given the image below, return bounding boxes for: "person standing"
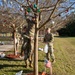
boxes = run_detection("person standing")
[43,28,55,63]
[21,17,35,68]
[20,26,27,56]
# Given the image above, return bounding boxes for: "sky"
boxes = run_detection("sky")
[0,0,75,17]
[69,0,75,2]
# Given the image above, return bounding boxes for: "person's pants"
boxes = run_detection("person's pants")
[46,43,55,62]
[24,40,34,67]
[21,41,27,56]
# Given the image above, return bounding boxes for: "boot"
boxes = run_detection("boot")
[29,60,33,68]
[25,60,28,68]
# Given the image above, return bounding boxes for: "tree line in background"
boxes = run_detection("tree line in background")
[57,18,75,36]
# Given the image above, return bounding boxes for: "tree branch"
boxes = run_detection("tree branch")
[37,0,60,30]
[16,20,25,29]
[40,8,54,12]
[14,0,25,6]
[52,2,75,19]
[40,4,56,10]
[26,0,35,12]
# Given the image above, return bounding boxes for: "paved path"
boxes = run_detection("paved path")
[0,45,14,52]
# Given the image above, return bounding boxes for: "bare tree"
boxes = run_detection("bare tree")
[0,0,75,75]
[0,10,26,55]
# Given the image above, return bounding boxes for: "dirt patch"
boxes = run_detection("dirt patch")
[24,72,49,75]
[5,53,24,60]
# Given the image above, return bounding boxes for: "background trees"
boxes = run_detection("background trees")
[0,0,75,75]
[57,14,75,36]
[0,0,75,33]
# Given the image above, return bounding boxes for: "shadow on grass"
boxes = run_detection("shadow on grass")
[7,69,33,74]
[0,63,33,73]
[0,58,45,62]
[55,36,75,38]
[0,64,25,69]
[0,58,24,61]
[38,59,44,62]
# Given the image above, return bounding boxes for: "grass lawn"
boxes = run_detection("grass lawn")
[0,37,75,75]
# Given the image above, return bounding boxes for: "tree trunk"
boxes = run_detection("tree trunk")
[14,31,17,55]
[34,16,39,75]
[34,0,39,75]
